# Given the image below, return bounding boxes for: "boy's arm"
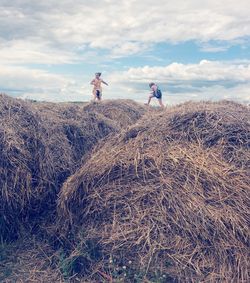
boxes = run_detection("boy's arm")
[101,80,108,86]
[90,79,95,85]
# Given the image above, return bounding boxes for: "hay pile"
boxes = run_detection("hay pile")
[58,101,250,282]
[83,99,146,128]
[164,101,249,169]
[0,94,145,240]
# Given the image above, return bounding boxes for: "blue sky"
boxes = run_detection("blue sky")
[0,0,250,104]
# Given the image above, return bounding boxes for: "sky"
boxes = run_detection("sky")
[0,0,250,105]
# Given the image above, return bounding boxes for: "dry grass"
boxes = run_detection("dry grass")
[0,238,64,283]
[58,101,250,282]
[0,236,98,283]
[83,99,147,129]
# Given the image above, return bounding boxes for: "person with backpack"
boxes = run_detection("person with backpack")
[146,82,164,108]
[90,72,108,101]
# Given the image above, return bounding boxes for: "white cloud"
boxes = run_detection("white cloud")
[199,43,230,53]
[164,84,250,105]
[1,61,249,104]
[0,65,66,89]
[0,40,77,64]
[0,1,250,103]
[1,60,249,104]
[107,60,250,104]
[0,0,250,62]
[0,64,95,102]
[109,60,250,83]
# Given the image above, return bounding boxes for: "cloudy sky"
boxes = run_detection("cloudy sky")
[1,0,250,104]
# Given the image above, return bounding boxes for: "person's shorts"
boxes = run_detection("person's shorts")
[153,89,162,99]
[96,90,102,99]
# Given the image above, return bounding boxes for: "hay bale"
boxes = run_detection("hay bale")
[136,100,249,169]
[83,99,146,128]
[1,94,130,240]
[165,101,250,169]
[58,101,250,282]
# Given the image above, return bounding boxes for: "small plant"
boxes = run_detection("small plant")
[104,256,172,282]
[58,237,103,279]
[58,251,74,279]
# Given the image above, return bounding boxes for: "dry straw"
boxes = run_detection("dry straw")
[83,99,146,129]
[0,94,145,240]
[58,101,250,282]
[0,237,64,283]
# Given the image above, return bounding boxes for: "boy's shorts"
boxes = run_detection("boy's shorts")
[153,89,162,99]
[96,90,102,99]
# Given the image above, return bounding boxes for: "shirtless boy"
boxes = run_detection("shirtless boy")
[90,72,108,101]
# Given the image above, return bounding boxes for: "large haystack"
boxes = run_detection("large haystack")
[58,101,250,282]
[1,95,146,240]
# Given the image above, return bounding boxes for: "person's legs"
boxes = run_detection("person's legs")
[92,90,97,101]
[147,94,154,105]
[96,90,102,101]
[158,98,164,108]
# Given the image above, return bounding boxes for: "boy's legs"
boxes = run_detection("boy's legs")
[96,90,102,101]
[92,90,97,101]
[147,94,154,105]
[158,98,164,108]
